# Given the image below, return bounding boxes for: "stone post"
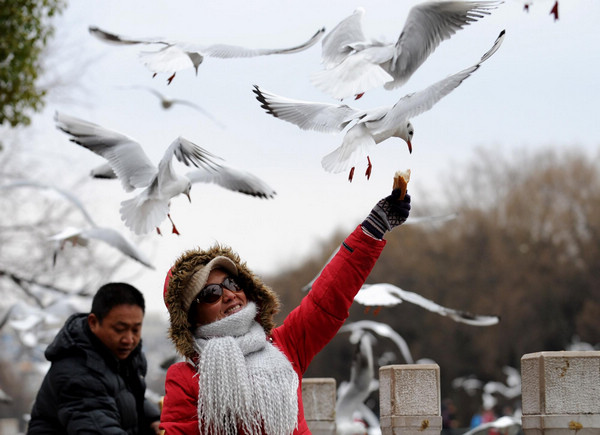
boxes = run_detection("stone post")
[379,364,442,434]
[521,351,600,434]
[0,418,19,435]
[302,377,337,434]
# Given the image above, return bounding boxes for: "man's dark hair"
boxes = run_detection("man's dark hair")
[91,282,145,322]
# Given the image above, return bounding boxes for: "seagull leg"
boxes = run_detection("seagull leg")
[167,213,180,235]
[156,227,162,236]
[365,156,372,180]
[167,72,176,85]
[373,306,382,316]
[354,92,365,100]
[348,167,355,182]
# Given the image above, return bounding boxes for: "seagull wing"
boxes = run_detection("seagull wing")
[340,320,414,364]
[253,85,360,133]
[320,8,368,67]
[367,283,500,326]
[462,417,521,435]
[384,30,505,126]
[154,137,222,200]
[404,212,459,225]
[186,164,276,198]
[54,112,157,192]
[312,7,396,98]
[384,1,502,89]
[200,27,325,58]
[168,137,222,170]
[90,162,117,179]
[169,99,227,129]
[131,86,167,101]
[89,26,169,46]
[49,226,154,269]
[83,227,155,269]
[311,53,394,100]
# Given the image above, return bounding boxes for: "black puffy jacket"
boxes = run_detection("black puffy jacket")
[27,313,160,434]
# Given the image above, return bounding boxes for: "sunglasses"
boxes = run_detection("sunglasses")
[194,277,242,304]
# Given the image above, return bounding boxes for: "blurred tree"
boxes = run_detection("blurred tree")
[0,0,66,127]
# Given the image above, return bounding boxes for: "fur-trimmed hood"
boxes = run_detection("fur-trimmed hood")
[164,244,280,361]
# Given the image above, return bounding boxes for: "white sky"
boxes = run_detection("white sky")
[10,0,600,316]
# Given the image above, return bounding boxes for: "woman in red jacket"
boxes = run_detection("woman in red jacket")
[160,188,411,434]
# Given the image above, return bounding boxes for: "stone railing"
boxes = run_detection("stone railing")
[302,351,600,434]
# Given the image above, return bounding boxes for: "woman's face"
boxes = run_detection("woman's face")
[191,268,248,327]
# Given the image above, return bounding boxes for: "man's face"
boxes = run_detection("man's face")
[88,304,144,360]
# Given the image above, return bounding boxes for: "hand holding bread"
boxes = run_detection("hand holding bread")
[393,169,411,200]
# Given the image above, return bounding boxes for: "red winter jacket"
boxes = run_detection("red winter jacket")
[160,226,385,434]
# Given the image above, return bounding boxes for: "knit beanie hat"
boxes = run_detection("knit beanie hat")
[163,256,238,312]
[164,244,281,361]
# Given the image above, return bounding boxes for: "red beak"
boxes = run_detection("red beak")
[407,140,412,154]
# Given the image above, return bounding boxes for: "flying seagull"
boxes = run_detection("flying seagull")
[312,1,502,100]
[335,331,379,434]
[118,85,225,128]
[54,112,276,235]
[340,319,415,364]
[0,180,155,268]
[355,283,500,326]
[254,30,505,181]
[89,25,325,84]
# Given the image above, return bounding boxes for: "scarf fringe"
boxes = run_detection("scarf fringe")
[195,303,298,434]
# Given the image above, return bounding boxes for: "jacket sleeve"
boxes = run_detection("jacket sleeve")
[160,362,200,435]
[49,360,127,434]
[273,225,385,373]
[143,398,161,432]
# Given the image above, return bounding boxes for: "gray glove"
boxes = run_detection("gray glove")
[361,190,411,239]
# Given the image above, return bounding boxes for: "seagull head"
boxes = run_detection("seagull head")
[405,122,414,154]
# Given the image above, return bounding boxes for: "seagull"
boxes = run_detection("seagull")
[340,320,415,364]
[482,367,521,400]
[336,331,380,434]
[0,180,155,268]
[355,283,500,326]
[118,85,225,128]
[451,375,484,396]
[462,416,522,435]
[54,112,276,235]
[89,25,325,84]
[312,1,502,100]
[0,387,12,404]
[254,30,505,181]
[3,297,91,356]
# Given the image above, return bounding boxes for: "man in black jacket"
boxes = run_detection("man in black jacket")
[27,283,161,434]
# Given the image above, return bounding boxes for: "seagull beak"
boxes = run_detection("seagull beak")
[406,140,412,154]
[185,192,191,203]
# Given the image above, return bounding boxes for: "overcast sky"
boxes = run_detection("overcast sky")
[9,0,600,315]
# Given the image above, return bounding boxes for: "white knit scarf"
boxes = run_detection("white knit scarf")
[193,302,299,435]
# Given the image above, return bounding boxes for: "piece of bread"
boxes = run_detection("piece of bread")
[392,169,411,200]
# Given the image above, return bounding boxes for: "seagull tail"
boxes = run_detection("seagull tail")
[120,197,169,235]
